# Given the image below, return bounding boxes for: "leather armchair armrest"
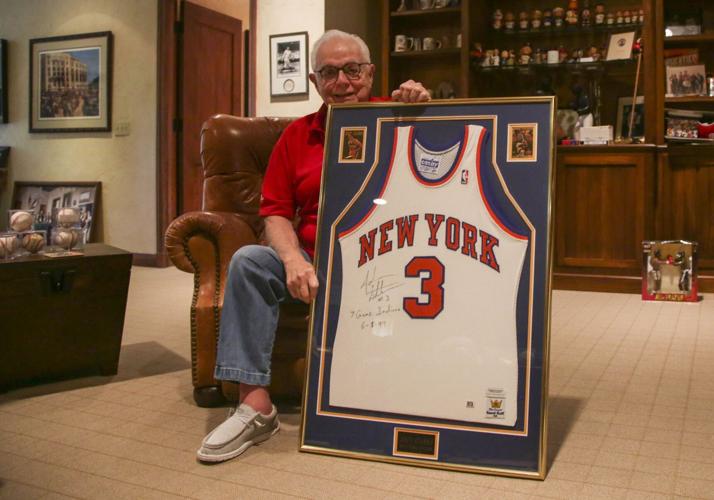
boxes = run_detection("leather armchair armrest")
[164,211,262,400]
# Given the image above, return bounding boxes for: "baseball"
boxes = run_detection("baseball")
[56,207,80,226]
[53,229,79,249]
[22,232,46,253]
[0,234,19,258]
[9,211,34,232]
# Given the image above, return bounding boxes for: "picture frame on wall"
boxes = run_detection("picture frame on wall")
[269,31,309,97]
[29,31,113,133]
[11,181,101,244]
[616,96,645,140]
[0,39,8,124]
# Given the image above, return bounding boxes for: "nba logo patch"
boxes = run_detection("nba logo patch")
[460,169,469,184]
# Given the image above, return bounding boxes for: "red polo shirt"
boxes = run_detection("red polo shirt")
[259,99,386,258]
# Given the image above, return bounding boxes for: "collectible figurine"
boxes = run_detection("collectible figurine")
[606,12,615,25]
[638,9,644,24]
[558,45,569,63]
[519,43,532,64]
[471,42,483,60]
[507,49,517,66]
[615,10,623,24]
[594,4,605,24]
[565,8,579,26]
[588,45,601,60]
[482,49,492,67]
[519,11,529,30]
[492,9,503,30]
[504,11,515,31]
[553,7,565,28]
[623,10,632,24]
[531,9,542,30]
[543,9,553,28]
[581,1,591,27]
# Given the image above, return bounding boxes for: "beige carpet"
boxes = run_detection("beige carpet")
[1,266,713,499]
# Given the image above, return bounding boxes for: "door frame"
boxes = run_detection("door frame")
[154,0,256,267]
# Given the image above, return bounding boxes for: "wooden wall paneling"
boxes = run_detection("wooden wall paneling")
[553,146,656,292]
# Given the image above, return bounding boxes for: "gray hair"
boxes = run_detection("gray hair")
[310,29,371,71]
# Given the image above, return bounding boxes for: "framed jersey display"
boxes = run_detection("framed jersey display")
[300,98,556,479]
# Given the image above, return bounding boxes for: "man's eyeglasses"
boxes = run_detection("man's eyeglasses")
[315,62,370,82]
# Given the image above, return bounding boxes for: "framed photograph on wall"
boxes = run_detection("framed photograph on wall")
[300,98,556,478]
[0,39,8,124]
[616,96,645,140]
[269,31,308,97]
[29,32,113,133]
[11,181,101,243]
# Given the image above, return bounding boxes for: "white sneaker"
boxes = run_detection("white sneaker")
[197,403,279,463]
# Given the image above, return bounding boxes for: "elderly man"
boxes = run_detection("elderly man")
[197,29,430,463]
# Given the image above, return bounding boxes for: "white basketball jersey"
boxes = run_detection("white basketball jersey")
[328,124,528,426]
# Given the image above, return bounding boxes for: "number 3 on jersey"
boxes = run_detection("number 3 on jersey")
[403,256,445,319]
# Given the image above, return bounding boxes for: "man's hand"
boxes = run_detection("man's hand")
[283,256,319,303]
[391,79,431,103]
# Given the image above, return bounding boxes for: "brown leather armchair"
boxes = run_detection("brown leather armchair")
[165,114,309,407]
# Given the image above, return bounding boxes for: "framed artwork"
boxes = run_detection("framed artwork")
[269,31,308,97]
[616,96,645,140]
[29,32,113,133]
[0,39,7,124]
[665,64,707,97]
[300,98,556,478]
[605,31,635,61]
[507,123,538,162]
[11,181,100,243]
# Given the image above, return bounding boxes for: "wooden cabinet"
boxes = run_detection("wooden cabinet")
[554,145,656,292]
[377,0,714,293]
[0,244,132,390]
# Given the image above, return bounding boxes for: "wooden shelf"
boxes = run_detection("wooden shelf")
[390,6,460,17]
[665,96,714,103]
[391,48,461,58]
[491,24,643,38]
[472,59,636,73]
[664,33,714,44]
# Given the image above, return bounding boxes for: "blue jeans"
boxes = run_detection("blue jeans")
[214,245,307,386]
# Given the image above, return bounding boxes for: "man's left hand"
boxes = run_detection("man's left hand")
[391,80,431,103]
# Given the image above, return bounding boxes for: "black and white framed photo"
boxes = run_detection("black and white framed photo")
[269,31,308,97]
[12,181,101,243]
[29,32,113,133]
[616,96,645,140]
[0,39,8,124]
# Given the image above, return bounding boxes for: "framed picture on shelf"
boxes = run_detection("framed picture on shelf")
[29,32,113,133]
[616,96,644,140]
[269,31,309,97]
[11,181,101,243]
[0,39,8,124]
[605,31,636,61]
[665,65,707,97]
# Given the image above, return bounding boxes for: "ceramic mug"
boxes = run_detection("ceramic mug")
[418,0,435,10]
[413,38,423,51]
[423,37,442,51]
[394,34,414,52]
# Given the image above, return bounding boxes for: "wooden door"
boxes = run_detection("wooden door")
[180,2,242,214]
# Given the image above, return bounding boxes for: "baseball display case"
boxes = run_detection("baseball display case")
[300,98,556,478]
